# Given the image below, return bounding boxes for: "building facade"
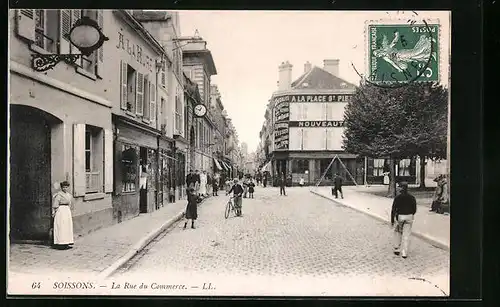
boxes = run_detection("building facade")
[9,9,114,240]
[181,35,217,175]
[262,59,417,186]
[133,10,188,201]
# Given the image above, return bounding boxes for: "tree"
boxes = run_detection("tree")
[343,82,448,197]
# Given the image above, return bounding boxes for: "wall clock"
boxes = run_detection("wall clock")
[194,104,207,117]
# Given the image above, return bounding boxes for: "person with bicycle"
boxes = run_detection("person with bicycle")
[227,178,244,217]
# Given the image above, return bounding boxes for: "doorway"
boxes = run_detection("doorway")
[139,147,148,213]
[10,106,55,242]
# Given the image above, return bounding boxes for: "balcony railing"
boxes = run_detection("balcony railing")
[86,171,101,193]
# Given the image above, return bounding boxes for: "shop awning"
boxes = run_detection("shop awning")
[221,161,230,171]
[213,158,223,171]
[261,161,271,172]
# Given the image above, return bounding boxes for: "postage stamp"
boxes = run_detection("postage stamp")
[365,19,440,86]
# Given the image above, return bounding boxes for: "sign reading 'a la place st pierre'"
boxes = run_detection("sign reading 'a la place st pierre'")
[289,121,345,128]
[272,94,353,104]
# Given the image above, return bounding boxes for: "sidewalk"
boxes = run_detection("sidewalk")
[8,197,210,278]
[310,186,450,251]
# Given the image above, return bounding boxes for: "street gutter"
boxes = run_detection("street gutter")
[97,199,207,279]
[310,190,450,251]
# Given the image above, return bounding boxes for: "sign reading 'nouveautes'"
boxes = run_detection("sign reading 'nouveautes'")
[288,121,345,127]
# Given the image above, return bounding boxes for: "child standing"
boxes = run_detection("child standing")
[248,180,255,198]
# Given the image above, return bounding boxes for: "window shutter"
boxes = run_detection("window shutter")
[73,124,86,197]
[59,10,71,55]
[97,10,104,62]
[120,61,128,110]
[104,129,113,193]
[15,9,35,42]
[143,79,150,120]
[150,82,156,122]
[136,72,144,115]
[70,10,81,54]
[161,67,166,87]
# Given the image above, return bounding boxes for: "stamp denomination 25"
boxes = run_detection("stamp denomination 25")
[366,20,440,86]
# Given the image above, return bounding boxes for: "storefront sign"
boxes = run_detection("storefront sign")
[289,120,345,127]
[274,100,289,150]
[272,94,353,104]
[116,31,155,73]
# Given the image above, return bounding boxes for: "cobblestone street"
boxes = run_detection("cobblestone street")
[115,186,449,296]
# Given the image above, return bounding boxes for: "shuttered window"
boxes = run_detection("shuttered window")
[104,129,113,193]
[120,61,128,110]
[150,83,156,123]
[136,72,144,115]
[59,9,71,54]
[73,124,86,196]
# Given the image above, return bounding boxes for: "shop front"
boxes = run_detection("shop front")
[159,137,176,206]
[112,116,160,223]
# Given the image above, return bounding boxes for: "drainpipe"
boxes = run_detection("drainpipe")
[155,56,163,209]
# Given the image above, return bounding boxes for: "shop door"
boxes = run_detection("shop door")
[10,108,52,241]
[139,147,148,213]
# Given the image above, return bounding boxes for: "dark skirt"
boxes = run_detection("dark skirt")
[248,187,255,193]
[185,201,198,220]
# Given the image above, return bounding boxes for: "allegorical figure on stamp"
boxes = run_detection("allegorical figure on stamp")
[373,31,437,73]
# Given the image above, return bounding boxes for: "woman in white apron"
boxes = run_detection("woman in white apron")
[52,181,74,250]
[199,171,207,196]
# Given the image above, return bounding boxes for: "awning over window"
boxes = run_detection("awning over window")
[261,161,271,172]
[221,161,231,171]
[213,158,223,171]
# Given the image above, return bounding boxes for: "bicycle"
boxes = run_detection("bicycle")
[224,196,236,219]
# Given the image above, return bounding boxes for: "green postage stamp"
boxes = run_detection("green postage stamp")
[366,19,440,85]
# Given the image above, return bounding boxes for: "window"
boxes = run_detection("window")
[175,94,182,133]
[150,82,156,123]
[33,10,58,53]
[292,159,309,173]
[85,125,104,194]
[373,159,385,176]
[398,159,411,176]
[122,64,137,113]
[143,76,150,120]
[121,145,137,192]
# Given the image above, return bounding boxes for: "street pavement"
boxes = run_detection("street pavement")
[311,185,450,250]
[114,186,450,296]
[8,199,188,278]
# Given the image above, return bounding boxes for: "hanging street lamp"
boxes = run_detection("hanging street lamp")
[31,16,109,72]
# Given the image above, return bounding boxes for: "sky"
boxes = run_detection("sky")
[179,11,450,153]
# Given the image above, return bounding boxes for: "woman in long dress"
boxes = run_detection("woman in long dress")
[183,187,198,229]
[199,171,207,196]
[52,181,74,250]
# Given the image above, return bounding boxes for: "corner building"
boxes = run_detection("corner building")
[270,60,417,186]
[271,60,362,186]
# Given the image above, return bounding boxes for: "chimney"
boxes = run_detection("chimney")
[278,61,293,91]
[323,59,340,77]
[304,61,312,73]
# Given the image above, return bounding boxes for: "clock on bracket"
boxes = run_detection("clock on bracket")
[194,103,207,117]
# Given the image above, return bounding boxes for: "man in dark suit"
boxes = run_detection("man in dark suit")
[279,172,286,196]
[332,173,344,199]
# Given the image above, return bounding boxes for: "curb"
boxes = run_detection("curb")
[310,190,450,251]
[97,199,208,279]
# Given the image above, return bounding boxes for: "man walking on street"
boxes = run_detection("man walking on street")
[332,173,344,199]
[391,181,417,259]
[279,172,286,196]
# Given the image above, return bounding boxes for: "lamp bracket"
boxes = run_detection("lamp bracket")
[31,53,83,72]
